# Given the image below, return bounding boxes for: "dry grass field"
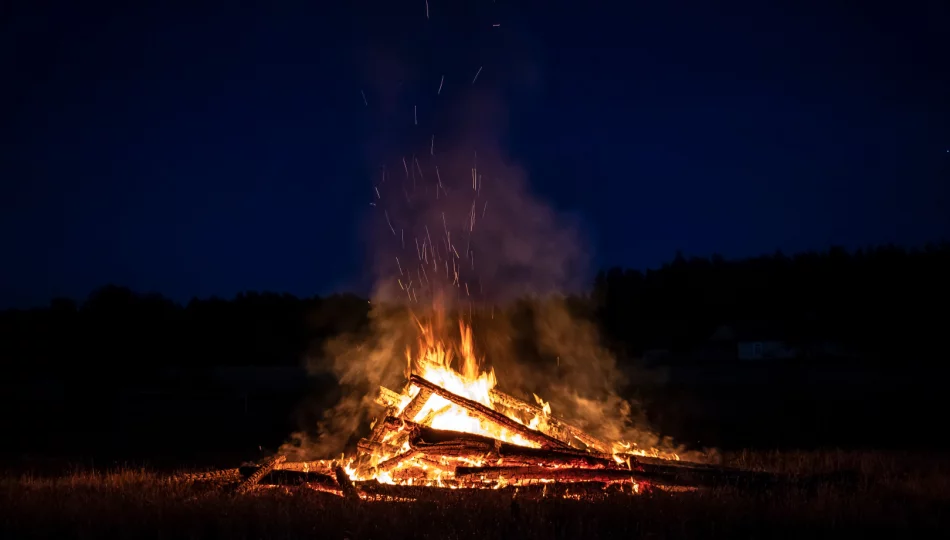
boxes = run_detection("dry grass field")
[2,450,949,539]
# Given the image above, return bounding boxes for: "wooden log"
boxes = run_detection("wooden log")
[379,453,454,474]
[303,482,344,497]
[388,417,616,463]
[490,389,611,453]
[632,459,788,489]
[334,465,360,501]
[354,481,459,500]
[415,403,451,427]
[235,455,285,494]
[242,467,337,487]
[174,468,242,483]
[375,386,405,409]
[416,444,617,469]
[376,451,421,473]
[275,460,336,474]
[455,463,791,490]
[400,387,434,421]
[357,438,402,457]
[454,465,681,486]
[408,375,569,450]
[371,419,621,479]
[389,467,433,483]
[351,480,624,500]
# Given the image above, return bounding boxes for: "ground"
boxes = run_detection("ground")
[2,450,949,539]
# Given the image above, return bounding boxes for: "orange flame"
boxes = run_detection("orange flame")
[351,316,678,491]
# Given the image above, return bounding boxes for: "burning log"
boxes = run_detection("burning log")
[174,468,242,483]
[350,480,633,501]
[334,465,360,501]
[357,438,402,456]
[415,403,451,427]
[489,389,611,453]
[376,449,448,474]
[400,387,434,420]
[387,417,620,469]
[303,482,344,497]
[275,460,336,475]
[375,386,404,409]
[453,461,795,490]
[235,455,285,494]
[408,375,569,450]
[455,466,676,486]
[354,481,457,501]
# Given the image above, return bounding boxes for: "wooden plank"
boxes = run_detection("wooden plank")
[409,375,569,450]
[454,465,671,486]
[400,387,434,421]
[375,386,404,408]
[275,460,336,474]
[489,389,611,453]
[334,465,360,501]
[235,455,285,494]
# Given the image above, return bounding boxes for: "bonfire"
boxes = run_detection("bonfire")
[176,318,793,500]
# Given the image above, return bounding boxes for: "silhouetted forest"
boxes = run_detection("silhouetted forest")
[3,244,949,460]
[2,244,948,374]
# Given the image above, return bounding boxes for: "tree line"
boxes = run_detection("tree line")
[2,243,947,374]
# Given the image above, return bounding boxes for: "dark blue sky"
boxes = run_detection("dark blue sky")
[2,0,948,308]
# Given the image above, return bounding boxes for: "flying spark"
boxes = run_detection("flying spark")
[384,211,396,236]
[414,105,417,125]
[472,66,483,84]
[360,90,368,106]
[425,226,433,259]
[414,156,425,181]
[438,75,444,95]
[425,0,429,19]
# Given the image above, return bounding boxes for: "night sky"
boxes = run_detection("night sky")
[2,0,948,308]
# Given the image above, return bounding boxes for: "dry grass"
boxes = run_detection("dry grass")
[2,450,949,539]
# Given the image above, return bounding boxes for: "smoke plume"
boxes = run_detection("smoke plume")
[280,15,694,461]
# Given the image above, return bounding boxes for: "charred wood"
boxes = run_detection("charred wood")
[454,465,671,486]
[174,468,242,483]
[387,417,616,465]
[369,407,397,443]
[334,465,360,501]
[400,387,434,421]
[275,460,336,475]
[235,455,285,494]
[375,386,404,409]
[357,438,402,456]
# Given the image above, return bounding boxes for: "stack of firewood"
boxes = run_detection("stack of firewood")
[173,375,820,499]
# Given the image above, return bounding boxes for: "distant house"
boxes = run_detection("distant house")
[708,322,798,361]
